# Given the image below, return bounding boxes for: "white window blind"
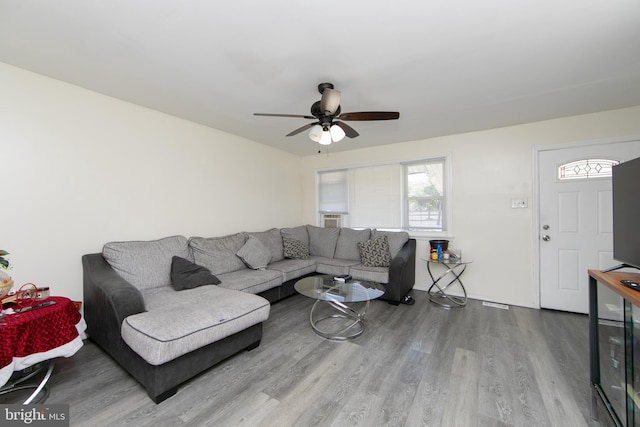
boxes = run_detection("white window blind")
[318,169,348,213]
[349,164,402,229]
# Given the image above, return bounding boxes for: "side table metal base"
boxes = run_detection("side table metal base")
[0,361,54,404]
[429,292,467,308]
[427,260,469,308]
[310,299,369,341]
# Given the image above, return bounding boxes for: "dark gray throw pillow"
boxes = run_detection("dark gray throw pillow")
[170,256,221,291]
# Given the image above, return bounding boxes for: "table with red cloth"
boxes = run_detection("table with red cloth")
[0,296,86,389]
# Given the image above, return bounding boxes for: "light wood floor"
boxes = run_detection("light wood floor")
[2,290,615,426]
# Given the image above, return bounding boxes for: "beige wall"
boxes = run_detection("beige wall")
[300,106,640,307]
[0,63,302,302]
[3,61,640,309]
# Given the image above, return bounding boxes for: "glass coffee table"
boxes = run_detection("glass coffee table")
[294,275,385,341]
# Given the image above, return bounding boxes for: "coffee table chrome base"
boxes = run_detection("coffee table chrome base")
[310,299,369,341]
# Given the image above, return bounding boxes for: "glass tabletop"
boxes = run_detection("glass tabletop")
[422,257,471,265]
[294,275,385,303]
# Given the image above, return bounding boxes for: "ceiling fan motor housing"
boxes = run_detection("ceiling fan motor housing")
[317,82,334,94]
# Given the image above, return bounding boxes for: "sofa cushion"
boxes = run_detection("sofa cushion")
[189,233,248,275]
[103,235,191,291]
[281,226,309,248]
[334,228,371,261]
[283,237,309,259]
[217,268,283,294]
[312,256,360,276]
[170,256,221,291]
[122,286,270,366]
[371,229,409,258]
[307,225,340,258]
[236,236,271,270]
[247,228,284,262]
[358,235,392,267]
[267,258,317,282]
[350,265,390,284]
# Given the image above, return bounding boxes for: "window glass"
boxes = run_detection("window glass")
[558,158,619,180]
[405,159,446,231]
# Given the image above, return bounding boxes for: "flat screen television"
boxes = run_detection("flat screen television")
[612,155,640,271]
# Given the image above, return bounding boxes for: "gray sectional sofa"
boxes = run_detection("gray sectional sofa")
[82,225,416,403]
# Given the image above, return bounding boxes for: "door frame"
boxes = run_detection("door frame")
[533,134,640,309]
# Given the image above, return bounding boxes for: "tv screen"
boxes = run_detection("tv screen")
[613,156,640,270]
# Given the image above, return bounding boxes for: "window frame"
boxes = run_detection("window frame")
[316,154,452,238]
[403,157,450,235]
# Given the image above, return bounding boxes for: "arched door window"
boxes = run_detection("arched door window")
[558,158,620,181]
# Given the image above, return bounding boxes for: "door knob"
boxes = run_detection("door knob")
[542,235,551,241]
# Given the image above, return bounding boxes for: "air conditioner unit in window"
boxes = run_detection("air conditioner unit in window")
[322,214,342,228]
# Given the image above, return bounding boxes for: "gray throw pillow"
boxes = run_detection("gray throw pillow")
[283,237,309,259]
[248,228,284,262]
[236,236,272,270]
[170,256,221,291]
[358,235,392,267]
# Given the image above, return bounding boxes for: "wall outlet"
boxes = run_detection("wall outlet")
[511,198,528,209]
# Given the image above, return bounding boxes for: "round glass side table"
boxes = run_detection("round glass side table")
[424,258,472,308]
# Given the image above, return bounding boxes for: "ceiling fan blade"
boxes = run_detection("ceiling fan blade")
[334,121,359,138]
[320,88,341,115]
[286,122,316,137]
[337,111,400,121]
[254,113,316,119]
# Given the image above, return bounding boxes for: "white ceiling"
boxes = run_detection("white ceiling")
[1,1,639,156]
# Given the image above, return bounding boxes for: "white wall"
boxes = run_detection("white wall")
[0,63,302,303]
[3,60,639,309]
[300,106,640,308]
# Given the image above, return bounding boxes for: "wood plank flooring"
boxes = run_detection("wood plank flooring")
[1,290,615,426]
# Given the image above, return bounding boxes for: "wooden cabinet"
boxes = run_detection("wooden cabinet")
[589,269,640,426]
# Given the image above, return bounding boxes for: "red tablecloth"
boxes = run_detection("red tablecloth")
[0,297,84,386]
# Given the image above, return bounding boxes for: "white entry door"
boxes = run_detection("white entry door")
[539,139,640,313]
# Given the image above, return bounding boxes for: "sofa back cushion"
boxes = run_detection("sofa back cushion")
[247,228,284,263]
[189,232,248,275]
[103,235,191,291]
[280,226,309,248]
[307,225,340,258]
[371,229,409,258]
[334,228,371,261]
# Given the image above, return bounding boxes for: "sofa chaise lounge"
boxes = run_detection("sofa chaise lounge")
[82,225,416,402]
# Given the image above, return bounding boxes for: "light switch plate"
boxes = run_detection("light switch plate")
[511,198,528,208]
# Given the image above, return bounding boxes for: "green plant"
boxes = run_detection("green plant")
[0,250,9,269]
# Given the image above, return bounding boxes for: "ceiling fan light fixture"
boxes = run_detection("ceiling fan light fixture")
[319,131,332,145]
[329,124,346,142]
[308,124,323,142]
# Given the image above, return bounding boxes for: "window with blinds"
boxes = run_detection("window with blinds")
[318,156,450,234]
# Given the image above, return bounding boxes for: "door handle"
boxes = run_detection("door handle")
[542,235,551,241]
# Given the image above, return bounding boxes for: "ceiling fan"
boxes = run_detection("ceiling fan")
[254,83,400,145]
